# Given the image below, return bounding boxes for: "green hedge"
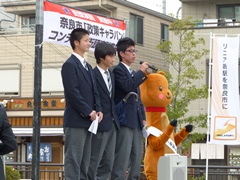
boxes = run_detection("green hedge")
[5,166,21,180]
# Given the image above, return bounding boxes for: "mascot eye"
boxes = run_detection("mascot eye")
[159,86,163,91]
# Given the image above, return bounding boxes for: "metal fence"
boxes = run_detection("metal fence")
[188,165,240,180]
[5,162,240,180]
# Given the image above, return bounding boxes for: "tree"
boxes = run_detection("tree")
[157,17,209,152]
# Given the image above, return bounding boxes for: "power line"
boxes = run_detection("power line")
[0,35,71,70]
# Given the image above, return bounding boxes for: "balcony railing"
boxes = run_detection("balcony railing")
[5,162,240,180]
[195,18,240,28]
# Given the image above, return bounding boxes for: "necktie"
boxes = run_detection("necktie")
[83,60,88,71]
[105,71,112,97]
[129,68,134,77]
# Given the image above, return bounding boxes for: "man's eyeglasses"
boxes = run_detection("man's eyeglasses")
[125,49,138,54]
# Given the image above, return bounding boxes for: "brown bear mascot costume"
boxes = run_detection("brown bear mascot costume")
[140,71,193,180]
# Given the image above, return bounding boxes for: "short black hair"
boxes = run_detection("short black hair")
[116,37,135,61]
[94,42,116,64]
[70,28,89,50]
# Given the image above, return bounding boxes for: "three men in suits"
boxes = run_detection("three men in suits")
[111,37,149,179]
[88,42,120,179]
[61,28,103,180]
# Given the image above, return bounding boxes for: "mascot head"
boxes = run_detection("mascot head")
[140,71,172,108]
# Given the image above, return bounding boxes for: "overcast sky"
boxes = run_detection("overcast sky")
[127,0,182,18]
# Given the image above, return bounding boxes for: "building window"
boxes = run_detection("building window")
[161,23,169,41]
[21,15,35,33]
[0,64,21,97]
[218,5,240,21]
[42,63,64,96]
[129,14,143,44]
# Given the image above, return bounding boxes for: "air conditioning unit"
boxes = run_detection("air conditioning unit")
[158,155,187,180]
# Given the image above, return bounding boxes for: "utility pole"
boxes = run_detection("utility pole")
[32,0,43,179]
[162,0,166,14]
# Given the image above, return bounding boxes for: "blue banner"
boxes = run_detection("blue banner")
[27,143,52,162]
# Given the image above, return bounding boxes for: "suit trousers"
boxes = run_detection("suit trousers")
[111,127,142,180]
[88,123,117,180]
[64,127,92,180]
[0,156,5,180]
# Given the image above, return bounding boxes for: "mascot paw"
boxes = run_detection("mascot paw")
[170,119,177,127]
[185,124,193,132]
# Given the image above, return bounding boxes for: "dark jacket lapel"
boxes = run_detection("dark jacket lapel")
[71,55,92,87]
[119,62,132,78]
[94,67,110,98]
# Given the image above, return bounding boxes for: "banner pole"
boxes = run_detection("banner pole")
[206,32,213,180]
[32,0,43,179]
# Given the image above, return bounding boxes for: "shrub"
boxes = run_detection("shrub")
[5,166,21,180]
[191,175,205,180]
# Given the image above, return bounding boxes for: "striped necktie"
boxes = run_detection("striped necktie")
[105,71,112,97]
[129,68,134,77]
[83,60,88,71]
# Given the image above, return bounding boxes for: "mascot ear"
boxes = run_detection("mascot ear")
[157,71,166,76]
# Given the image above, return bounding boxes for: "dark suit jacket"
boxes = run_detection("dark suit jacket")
[113,62,147,129]
[93,67,120,132]
[0,106,17,155]
[0,106,17,180]
[61,54,102,128]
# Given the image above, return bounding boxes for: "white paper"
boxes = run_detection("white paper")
[200,144,215,159]
[142,126,150,139]
[200,143,207,159]
[191,143,200,159]
[147,126,161,137]
[88,116,99,134]
[215,145,224,159]
[208,144,216,159]
[192,143,224,160]
[142,126,161,139]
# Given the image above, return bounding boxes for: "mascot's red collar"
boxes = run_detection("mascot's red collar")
[145,107,166,112]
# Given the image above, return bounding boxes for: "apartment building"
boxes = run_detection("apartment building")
[178,0,240,168]
[0,0,174,172]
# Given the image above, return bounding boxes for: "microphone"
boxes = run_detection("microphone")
[140,61,158,71]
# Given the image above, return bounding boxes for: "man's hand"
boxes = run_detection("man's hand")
[142,120,147,127]
[140,61,149,73]
[97,112,103,123]
[89,110,97,121]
